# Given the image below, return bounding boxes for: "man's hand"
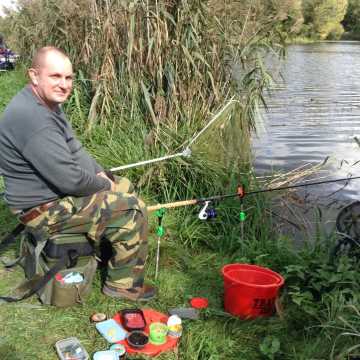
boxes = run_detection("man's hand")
[104,170,115,181]
[97,171,116,191]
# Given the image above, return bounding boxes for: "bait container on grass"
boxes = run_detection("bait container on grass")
[126,331,149,349]
[149,322,168,345]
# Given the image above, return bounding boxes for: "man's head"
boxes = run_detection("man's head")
[28,47,73,109]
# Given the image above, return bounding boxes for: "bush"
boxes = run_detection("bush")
[327,23,345,39]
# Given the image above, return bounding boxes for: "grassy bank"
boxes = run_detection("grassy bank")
[286,37,317,45]
[341,32,360,41]
[1,69,360,359]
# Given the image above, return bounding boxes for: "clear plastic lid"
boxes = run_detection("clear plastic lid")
[54,337,89,360]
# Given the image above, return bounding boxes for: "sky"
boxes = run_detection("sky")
[0,0,17,17]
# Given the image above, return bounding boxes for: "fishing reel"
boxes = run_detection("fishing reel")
[198,201,217,220]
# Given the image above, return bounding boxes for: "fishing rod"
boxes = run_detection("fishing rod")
[147,175,360,217]
[110,98,236,172]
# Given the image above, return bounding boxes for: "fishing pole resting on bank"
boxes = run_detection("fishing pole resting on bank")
[110,97,236,172]
[147,175,360,214]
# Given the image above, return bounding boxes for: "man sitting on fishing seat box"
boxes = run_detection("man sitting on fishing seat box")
[0,46,155,301]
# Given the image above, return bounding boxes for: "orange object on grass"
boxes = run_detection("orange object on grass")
[113,309,179,357]
[190,297,209,309]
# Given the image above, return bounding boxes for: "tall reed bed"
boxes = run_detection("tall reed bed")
[1,1,288,129]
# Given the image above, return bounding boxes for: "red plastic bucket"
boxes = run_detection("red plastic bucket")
[222,264,284,319]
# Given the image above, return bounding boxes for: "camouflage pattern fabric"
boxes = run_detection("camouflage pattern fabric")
[20,176,148,289]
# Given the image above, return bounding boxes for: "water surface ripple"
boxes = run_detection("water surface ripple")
[253,42,360,203]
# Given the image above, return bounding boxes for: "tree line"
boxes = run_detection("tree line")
[275,0,360,40]
[1,1,360,44]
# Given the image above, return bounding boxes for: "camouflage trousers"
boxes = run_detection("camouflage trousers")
[21,176,148,289]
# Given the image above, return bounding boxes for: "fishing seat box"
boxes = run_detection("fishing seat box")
[23,232,97,307]
[41,233,95,267]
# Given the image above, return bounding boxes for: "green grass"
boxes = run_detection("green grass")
[0,67,27,109]
[1,69,360,359]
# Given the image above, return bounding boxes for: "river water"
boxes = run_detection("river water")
[252,42,360,239]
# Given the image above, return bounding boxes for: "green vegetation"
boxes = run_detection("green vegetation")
[0,0,360,359]
[342,0,360,39]
[0,65,26,109]
[302,0,348,39]
[285,0,360,41]
[1,68,360,359]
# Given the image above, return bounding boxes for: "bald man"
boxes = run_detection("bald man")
[0,47,155,301]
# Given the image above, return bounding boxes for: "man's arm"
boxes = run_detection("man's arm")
[92,159,104,174]
[22,126,111,196]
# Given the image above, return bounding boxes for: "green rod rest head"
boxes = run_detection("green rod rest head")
[155,208,166,218]
[239,211,246,222]
[156,226,165,237]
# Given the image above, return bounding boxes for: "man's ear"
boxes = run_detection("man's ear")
[28,68,38,85]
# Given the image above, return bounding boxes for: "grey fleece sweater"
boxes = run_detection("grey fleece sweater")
[0,85,110,210]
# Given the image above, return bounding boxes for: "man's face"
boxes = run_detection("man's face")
[30,52,73,108]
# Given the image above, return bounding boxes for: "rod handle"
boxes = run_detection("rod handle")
[147,199,198,212]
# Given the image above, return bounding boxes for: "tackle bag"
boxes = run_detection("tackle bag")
[0,224,98,307]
